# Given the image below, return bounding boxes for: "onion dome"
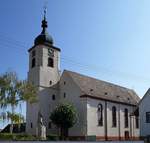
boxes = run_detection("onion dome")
[34,13,53,46]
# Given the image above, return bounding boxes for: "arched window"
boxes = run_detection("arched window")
[48,57,54,67]
[112,106,117,127]
[52,94,55,100]
[30,122,33,128]
[124,108,128,128]
[97,103,103,126]
[49,81,52,85]
[48,121,52,129]
[32,58,36,68]
[64,92,66,98]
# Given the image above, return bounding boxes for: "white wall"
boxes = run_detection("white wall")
[59,72,87,136]
[87,98,139,139]
[139,90,150,137]
[26,44,60,135]
[87,98,105,137]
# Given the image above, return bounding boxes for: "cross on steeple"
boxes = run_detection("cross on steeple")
[41,3,48,34]
[43,3,47,21]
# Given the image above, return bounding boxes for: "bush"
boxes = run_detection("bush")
[14,134,37,141]
[47,134,59,141]
[0,133,37,141]
[0,133,14,140]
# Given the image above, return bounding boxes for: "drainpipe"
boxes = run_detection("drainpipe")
[133,115,135,139]
[118,103,121,140]
[104,101,108,141]
[117,96,121,140]
[130,115,132,140]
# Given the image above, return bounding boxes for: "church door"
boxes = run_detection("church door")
[124,131,129,140]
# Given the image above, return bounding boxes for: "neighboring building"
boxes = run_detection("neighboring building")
[139,88,150,139]
[26,13,140,141]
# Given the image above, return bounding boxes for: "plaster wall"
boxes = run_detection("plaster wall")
[87,98,139,138]
[139,91,150,137]
[59,72,87,136]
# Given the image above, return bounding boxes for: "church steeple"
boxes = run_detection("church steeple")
[34,8,53,46]
[27,5,61,136]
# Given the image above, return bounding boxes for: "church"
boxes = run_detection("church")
[26,13,140,141]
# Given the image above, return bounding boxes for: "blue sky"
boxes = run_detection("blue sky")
[1,0,150,128]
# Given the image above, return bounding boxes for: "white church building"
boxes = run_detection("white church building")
[26,14,140,141]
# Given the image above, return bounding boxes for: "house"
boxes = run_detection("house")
[139,88,150,140]
[26,12,140,141]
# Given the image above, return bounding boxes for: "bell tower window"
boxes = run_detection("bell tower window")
[48,57,54,67]
[31,50,36,68]
[32,58,36,68]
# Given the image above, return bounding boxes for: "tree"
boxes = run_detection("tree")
[50,103,77,139]
[0,71,37,133]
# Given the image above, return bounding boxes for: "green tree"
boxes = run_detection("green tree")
[50,103,77,139]
[0,71,37,134]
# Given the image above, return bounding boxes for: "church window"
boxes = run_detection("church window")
[64,92,66,98]
[124,108,128,128]
[135,116,139,128]
[112,106,117,127]
[48,57,54,67]
[48,122,52,129]
[31,122,33,128]
[97,103,103,126]
[32,50,36,57]
[32,58,36,68]
[49,81,52,85]
[64,81,66,85]
[52,94,55,100]
[146,112,150,123]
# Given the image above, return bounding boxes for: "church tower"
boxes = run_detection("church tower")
[26,10,61,135]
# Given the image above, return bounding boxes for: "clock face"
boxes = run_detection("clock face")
[48,48,54,57]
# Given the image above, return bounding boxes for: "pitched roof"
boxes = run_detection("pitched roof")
[138,88,150,106]
[65,70,140,106]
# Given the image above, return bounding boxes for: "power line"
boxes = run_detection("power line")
[0,43,27,55]
[0,33,28,49]
[0,34,150,83]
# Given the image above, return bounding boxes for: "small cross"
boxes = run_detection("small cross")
[43,1,48,19]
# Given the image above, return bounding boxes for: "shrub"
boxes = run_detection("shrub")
[0,133,37,141]
[46,134,59,141]
[0,133,14,140]
[14,134,37,141]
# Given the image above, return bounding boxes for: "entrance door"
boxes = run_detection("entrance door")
[124,131,129,140]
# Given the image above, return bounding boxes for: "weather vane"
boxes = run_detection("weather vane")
[43,1,48,19]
